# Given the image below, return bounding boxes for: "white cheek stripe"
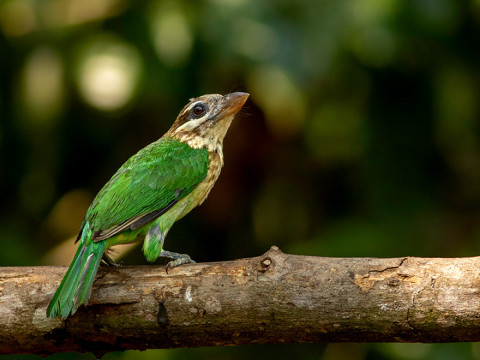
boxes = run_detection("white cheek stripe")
[178,102,197,119]
[174,117,208,133]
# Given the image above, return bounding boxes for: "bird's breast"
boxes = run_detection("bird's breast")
[172,149,224,222]
[194,150,223,206]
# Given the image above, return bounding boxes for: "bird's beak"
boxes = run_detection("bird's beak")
[217,92,249,119]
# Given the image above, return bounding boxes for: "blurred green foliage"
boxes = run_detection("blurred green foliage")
[1,0,480,359]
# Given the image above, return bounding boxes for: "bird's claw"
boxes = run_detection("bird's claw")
[102,254,123,267]
[161,250,195,274]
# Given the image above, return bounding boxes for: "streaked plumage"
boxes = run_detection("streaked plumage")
[47,92,249,318]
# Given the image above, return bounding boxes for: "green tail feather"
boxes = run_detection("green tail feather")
[47,226,105,319]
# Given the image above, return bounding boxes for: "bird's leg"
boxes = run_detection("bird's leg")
[102,253,122,267]
[160,250,195,273]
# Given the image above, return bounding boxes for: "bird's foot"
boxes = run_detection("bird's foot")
[160,250,195,273]
[102,253,123,267]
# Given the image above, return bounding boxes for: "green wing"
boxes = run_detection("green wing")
[81,137,209,241]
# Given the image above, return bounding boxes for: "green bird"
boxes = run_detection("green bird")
[47,92,249,319]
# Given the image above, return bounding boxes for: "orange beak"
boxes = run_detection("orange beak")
[218,92,249,118]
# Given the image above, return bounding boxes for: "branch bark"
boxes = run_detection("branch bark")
[2,246,480,355]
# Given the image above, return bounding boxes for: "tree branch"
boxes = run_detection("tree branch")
[2,246,480,355]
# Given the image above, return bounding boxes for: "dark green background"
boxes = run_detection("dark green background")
[2,0,480,359]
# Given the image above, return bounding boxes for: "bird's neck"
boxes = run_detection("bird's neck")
[177,134,225,167]
[170,114,235,166]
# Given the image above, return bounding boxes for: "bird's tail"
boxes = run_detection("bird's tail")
[47,225,105,319]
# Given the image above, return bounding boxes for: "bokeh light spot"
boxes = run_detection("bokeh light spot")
[0,0,37,36]
[41,0,125,27]
[76,36,142,111]
[247,65,306,138]
[20,45,64,126]
[149,1,193,67]
[349,25,396,68]
[232,18,278,61]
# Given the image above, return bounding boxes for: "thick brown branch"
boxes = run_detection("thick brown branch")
[2,246,480,355]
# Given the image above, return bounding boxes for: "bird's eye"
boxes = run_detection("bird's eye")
[192,103,206,118]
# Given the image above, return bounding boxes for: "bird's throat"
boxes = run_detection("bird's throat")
[173,113,235,165]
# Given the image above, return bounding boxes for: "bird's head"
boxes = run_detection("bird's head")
[167,92,249,152]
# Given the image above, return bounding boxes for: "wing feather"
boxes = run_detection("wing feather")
[84,137,209,240]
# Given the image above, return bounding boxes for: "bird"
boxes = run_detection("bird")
[47,92,249,319]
